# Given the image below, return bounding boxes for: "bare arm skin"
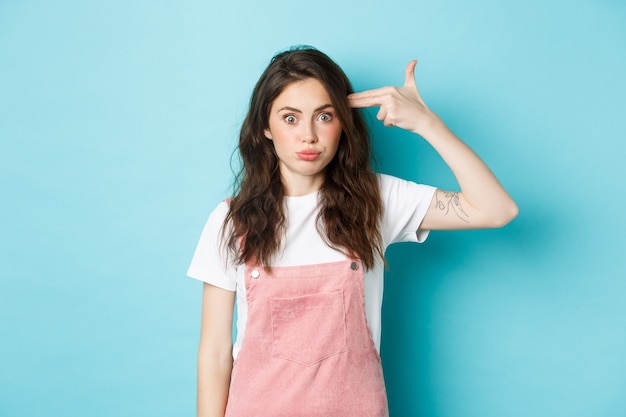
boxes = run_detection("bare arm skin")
[348,60,518,230]
[197,283,235,417]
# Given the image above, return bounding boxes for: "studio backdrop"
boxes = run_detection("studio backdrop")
[1,1,625,416]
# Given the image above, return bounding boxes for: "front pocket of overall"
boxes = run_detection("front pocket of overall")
[270,290,347,366]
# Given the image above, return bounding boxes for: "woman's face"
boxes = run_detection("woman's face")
[264,78,343,196]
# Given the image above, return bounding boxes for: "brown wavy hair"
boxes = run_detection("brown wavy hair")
[223,46,384,269]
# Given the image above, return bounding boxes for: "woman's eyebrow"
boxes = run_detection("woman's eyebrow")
[276,104,334,113]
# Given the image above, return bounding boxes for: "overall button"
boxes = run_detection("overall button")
[350,262,359,271]
[250,269,260,279]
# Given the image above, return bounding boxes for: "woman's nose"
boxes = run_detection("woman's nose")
[301,122,318,143]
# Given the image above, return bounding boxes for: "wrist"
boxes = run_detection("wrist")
[411,110,445,138]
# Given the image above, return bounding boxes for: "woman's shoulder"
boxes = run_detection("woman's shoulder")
[209,199,230,219]
[376,173,402,187]
[376,173,436,197]
[376,172,421,186]
[196,199,230,236]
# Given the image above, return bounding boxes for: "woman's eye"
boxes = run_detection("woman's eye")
[319,113,333,122]
[284,115,297,124]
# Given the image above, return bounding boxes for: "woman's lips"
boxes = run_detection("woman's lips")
[296,150,321,161]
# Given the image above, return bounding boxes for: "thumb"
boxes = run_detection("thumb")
[404,60,418,87]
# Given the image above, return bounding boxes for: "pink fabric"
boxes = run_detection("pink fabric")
[224,259,388,417]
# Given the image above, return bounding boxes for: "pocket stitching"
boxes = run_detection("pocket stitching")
[270,290,347,366]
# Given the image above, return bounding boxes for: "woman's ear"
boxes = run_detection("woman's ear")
[264,128,273,140]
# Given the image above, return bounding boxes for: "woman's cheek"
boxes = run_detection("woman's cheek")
[325,122,343,139]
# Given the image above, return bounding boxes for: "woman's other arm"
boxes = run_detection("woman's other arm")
[197,283,235,417]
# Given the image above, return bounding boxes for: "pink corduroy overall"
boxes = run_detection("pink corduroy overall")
[224,259,389,417]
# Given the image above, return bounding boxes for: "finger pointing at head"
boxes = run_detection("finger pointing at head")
[347,88,386,108]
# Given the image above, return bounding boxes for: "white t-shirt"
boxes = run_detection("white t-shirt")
[187,174,436,359]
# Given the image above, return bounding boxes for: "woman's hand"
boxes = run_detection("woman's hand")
[348,60,439,136]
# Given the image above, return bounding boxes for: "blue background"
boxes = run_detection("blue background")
[1,0,625,416]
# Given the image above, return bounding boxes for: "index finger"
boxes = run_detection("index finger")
[347,88,387,108]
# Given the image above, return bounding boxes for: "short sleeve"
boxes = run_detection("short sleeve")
[186,201,237,291]
[379,174,437,247]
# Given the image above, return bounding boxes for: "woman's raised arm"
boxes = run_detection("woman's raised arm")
[348,61,518,230]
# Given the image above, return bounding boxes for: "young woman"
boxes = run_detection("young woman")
[187,46,518,417]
